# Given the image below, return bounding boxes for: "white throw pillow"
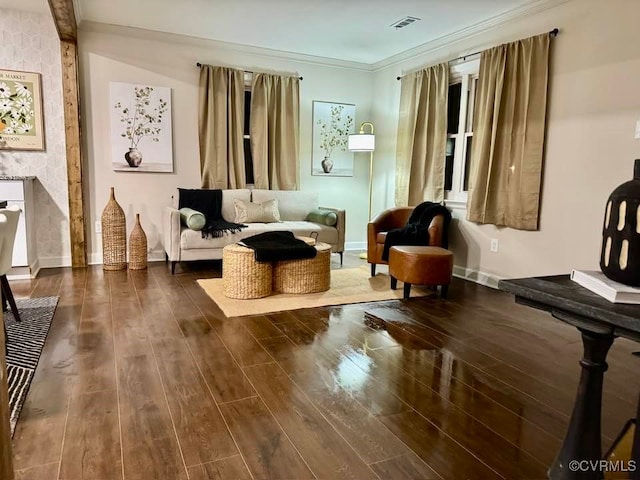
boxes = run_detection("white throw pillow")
[234,198,282,223]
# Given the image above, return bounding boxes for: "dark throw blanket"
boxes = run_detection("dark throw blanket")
[178,188,246,238]
[241,231,317,262]
[381,201,452,261]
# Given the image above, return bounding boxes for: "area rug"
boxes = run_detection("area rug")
[3,296,59,435]
[197,266,430,317]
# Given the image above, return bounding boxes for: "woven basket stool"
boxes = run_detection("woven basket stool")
[389,246,453,300]
[222,243,272,299]
[273,242,331,294]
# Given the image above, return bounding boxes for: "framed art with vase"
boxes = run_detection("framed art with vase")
[109,81,173,172]
[311,100,355,177]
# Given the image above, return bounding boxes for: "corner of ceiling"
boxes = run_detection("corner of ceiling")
[371,0,572,72]
[72,0,83,24]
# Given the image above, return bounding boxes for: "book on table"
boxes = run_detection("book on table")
[570,269,640,304]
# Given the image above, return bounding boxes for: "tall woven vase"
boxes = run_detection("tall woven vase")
[129,214,148,270]
[101,187,127,271]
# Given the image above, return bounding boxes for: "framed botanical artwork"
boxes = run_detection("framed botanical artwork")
[0,69,45,151]
[311,100,355,177]
[110,82,173,172]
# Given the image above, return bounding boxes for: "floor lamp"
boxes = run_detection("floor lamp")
[348,122,375,259]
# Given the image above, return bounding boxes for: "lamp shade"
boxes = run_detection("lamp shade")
[348,133,375,152]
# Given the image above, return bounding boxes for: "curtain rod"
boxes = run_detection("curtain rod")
[396,27,559,80]
[196,63,303,80]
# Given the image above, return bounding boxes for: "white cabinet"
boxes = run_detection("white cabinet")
[0,177,37,278]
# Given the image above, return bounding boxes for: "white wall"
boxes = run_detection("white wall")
[0,8,70,267]
[372,0,640,284]
[78,23,373,262]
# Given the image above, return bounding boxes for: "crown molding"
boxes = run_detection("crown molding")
[72,0,83,23]
[78,21,374,72]
[371,0,571,71]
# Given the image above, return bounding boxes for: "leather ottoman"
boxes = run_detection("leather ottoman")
[389,246,453,299]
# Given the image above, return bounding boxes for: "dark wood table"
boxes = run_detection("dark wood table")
[499,275,640,480]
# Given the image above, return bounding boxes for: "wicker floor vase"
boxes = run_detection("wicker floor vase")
[101,187,127,271]
[129,214,147,270]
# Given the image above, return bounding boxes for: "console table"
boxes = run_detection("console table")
[499,275,640,480]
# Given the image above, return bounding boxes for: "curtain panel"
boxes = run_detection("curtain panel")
[250,73,300,190]
[198,65,246,189]
[467,33,551,230]
[395,63,449,206]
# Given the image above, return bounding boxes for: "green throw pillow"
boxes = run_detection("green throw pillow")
[307,209,338,227]
[179,207,206,231]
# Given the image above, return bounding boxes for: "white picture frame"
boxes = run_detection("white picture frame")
[311,100,355,177]
[110,82,173,172]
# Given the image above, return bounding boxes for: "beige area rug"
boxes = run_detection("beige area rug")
[197,266,430,317]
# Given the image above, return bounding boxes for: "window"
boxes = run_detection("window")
[243,89,254,184]
[444,59,479,205]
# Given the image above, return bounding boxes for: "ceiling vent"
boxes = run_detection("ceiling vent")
[390,16,421,30]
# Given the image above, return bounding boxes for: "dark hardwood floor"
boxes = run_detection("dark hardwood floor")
[8,254,639,479]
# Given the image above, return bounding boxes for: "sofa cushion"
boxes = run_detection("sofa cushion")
[181,223,268,250]
[251,190,318,221]
[306,208,337,226]
[221,189,251,222]
[258,221,339,245]
[179,208,206,231]
[234,198,281,223]
[180,221,338,250]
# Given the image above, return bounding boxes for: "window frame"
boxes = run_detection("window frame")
[243,72,254,185]
[444,58,479,209]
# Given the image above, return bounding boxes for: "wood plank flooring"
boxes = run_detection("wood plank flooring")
[8,256,640,479]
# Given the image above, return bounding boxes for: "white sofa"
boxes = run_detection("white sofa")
[163,189,345,273]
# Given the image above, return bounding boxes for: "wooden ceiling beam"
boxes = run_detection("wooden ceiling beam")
[47,0,77,42]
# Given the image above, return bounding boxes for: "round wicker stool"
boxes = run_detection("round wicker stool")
[273,242,331,294]
[222,244,272,299]
[389,246,453,299]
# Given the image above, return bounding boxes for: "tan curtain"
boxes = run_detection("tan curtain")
[198,65,246,189]
[467,33,551,230]
[395,63,449,206]
[250,73,299,190]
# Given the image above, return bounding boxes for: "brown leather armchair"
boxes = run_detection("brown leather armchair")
[367,207,446,276]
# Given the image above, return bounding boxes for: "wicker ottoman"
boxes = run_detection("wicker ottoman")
[222,243,272,299]
[273,242,331,294]
[389,246,453,300]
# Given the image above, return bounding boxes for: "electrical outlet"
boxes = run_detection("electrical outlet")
[95,221,102,234]
[490,238,499,253]
[635,120,640,139]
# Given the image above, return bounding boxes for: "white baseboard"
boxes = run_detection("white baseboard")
[453,265,501,289]
[88,251,166,266]
[39,256,72,268]
[345,241,366,251]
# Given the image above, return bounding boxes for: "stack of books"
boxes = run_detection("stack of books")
[571,270,640,304]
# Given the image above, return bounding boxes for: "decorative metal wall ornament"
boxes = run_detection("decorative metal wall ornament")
[600,159,640,286]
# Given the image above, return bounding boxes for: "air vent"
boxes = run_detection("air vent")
[390,16,421,30]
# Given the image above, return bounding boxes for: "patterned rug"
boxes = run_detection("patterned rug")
[3,296,59,434]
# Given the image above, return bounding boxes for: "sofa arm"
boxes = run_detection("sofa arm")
[319,207,345,253]
[163,206,181,261]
